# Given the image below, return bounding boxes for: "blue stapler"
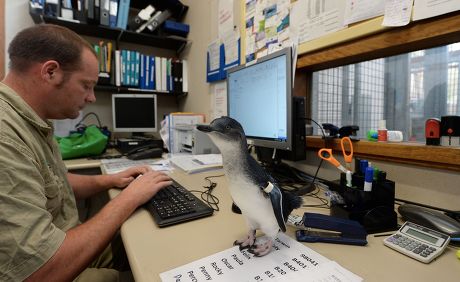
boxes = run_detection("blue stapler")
[295,212,368,246]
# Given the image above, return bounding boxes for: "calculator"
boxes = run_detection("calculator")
[383,221,450,263]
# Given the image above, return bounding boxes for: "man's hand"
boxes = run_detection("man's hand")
[109,166,153,188]
[121,170,172,206]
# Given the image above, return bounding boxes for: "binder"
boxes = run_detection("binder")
[44,0,60,17]
[94,0,100,22]
[155,56,161,91]
[72,0,86,23]
[172,60,183,93]
[100,0,110,26]
[114,50,121,86]
[87,0,96,23]
[182,60,188,93]
[161,57,167,91]
[116,0,130,30]
[108,0,118,28]
[150,56,156,90]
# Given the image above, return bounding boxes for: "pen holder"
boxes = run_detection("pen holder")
[329,173,398,234]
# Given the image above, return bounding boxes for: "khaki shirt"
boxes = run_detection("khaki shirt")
[0,83,79,281]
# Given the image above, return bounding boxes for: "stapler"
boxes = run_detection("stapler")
[295,212,368,246]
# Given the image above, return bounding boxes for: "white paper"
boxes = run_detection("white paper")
[218,0,235,38]
[221,29,240,66]
[294,0,347,44]
[101,158,172,174]
[160,233,362,282]
[170,154,223,174]
[382,0,414,27]
[212,81,227,120]
[208,39,221,72]
[413,0,460,21]
[344,0,385,25]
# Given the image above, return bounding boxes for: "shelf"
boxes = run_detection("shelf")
[32,15,188,54]
[306,136,460,172]
[95,85,187,98]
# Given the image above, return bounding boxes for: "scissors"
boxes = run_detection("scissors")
[318,137,354,173]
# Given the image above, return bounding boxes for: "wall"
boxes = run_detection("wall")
[4,1,459,210]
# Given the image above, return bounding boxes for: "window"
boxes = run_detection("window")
[311,42,460,142]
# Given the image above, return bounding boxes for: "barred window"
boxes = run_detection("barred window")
[311,42,460,142]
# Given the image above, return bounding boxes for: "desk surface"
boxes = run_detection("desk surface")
[66,158,460,282]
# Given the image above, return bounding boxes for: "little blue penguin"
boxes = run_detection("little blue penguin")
[197,116,303,256]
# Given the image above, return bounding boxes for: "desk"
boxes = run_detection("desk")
[65,158,460,282]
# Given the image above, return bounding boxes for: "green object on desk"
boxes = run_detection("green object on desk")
[457,249,460,260]
[56,125,108,160]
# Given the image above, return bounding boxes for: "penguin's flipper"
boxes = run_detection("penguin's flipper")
[263,182,286,232]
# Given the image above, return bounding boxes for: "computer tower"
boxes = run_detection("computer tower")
[280,96,307,161]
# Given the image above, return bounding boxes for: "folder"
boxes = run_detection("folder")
[116,0,130,30]
[100,0,110,26]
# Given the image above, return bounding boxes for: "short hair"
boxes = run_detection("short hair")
[8,24,96,73]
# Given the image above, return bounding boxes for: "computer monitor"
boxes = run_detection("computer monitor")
[227,47,293,151]
[112,94,158,133]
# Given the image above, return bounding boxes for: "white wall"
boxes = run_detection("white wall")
[4,0,34,71]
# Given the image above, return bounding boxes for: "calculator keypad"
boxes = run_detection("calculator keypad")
[386,234,437,258]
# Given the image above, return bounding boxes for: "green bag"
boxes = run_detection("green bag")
[56,125,108,160]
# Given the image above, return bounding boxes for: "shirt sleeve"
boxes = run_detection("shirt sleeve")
[0,137,66,281]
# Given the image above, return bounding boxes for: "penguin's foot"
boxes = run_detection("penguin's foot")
[248,239,273,257]
[233,231,256,250]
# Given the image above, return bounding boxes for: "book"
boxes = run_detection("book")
[170,154,223,174]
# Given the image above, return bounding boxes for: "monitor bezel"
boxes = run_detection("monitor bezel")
[226,47,293,151]
[111,93,158,133]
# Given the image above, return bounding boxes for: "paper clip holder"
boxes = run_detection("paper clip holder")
[295,212,368,246]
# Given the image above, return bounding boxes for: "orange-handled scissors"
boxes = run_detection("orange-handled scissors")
[340,137,354,171]
[318,148,348,173]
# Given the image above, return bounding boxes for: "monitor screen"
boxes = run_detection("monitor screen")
[112,94,158,133]
[227,48,292,151]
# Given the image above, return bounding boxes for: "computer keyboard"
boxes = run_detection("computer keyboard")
[145,180,214,227]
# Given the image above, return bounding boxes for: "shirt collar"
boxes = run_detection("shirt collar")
[0,82,53,134]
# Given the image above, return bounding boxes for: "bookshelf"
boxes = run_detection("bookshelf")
[30,13,188,100]
[32,15,188,54]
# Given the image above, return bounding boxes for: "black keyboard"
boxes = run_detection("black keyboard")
[145,181,214,227]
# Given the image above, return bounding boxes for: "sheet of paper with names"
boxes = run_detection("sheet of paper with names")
[101,158,172,174]
[160,233,362,282]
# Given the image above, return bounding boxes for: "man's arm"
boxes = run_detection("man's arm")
[68,166,152,200]
[25,170,172,282]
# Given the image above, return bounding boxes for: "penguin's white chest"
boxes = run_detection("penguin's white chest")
[227,173,277,229]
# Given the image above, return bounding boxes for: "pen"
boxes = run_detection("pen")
[364,167,373,192]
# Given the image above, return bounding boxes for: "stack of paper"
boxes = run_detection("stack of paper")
[170,154,223,174]
[160,233,362,282]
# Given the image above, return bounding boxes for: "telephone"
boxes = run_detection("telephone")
[398,204,460,238]
[126,144,163,160]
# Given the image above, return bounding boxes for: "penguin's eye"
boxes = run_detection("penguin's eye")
[225,125,231,130]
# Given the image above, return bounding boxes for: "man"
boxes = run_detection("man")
[0,24,172,281]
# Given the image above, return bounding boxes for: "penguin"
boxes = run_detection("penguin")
[197,116,303,257]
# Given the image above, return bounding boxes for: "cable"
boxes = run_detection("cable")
[189,174,225,211]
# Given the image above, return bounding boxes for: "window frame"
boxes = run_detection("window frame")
[296,11,460,172]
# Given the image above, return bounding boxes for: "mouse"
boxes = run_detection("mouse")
[398,204,460,238]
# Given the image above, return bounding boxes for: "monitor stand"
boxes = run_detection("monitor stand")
[255,146,315,196]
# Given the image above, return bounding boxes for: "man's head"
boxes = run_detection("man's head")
[5,24,99,120]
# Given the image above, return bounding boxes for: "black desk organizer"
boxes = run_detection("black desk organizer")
[329,172,398,234]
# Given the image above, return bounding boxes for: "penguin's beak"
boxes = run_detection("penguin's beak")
[197,124,213,132]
